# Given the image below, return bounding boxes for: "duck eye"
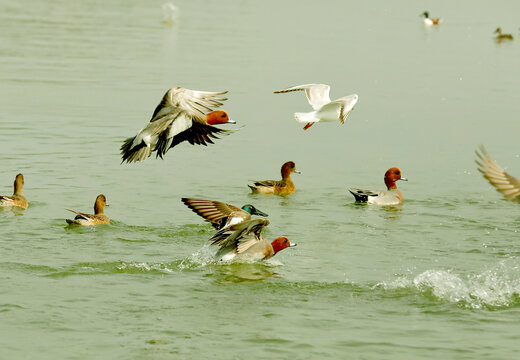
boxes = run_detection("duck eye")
[221,113,226,118]
[394,171,399,175]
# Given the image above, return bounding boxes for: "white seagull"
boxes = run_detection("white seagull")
[274,84,358,130]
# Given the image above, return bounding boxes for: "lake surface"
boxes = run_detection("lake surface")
[1,0,520,358]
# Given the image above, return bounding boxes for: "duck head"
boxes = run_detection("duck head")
[281,161,300,179]
[14,173,24,195]
[271,236,296,255]
[206,110,236,125]
[94,194,107,214]
[422,11,429,18]
[384,167,407,190]
[241,204,268,217]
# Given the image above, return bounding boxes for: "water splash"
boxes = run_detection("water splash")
[377,259,520,309]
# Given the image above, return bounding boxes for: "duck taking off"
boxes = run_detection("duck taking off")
[208,219,296,262]
[274,84,358,130]
[181,198,268,230]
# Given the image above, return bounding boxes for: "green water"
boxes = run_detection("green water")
[1,0,520,358]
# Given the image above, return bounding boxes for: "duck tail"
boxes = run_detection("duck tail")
[248,184,258,193]
[349,189,369,202]
[120,136,152,164]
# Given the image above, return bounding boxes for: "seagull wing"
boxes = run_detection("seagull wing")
[274,84,331,110]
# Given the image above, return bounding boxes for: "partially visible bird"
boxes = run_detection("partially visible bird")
[181,198,268,230]
[162,2,179,26]
[0,173,28,209]
[349,167,408,205]
[248,161,300,195]
[421,11,441,26]
[475,146,520,202]
[208,218,296,262]
[66,194,110,226]
[121,87,238,163]
[274,84,358,130]
[494,27,514,41]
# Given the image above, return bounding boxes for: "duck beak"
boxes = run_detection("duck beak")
[227,119,236,124]
[400,177,408,181]
[294,170,301,174]
[289,243,297,247]
[252,208,268,217]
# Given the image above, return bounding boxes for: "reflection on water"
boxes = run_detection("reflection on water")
[211,263,279,283]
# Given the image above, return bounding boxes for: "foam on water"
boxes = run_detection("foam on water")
[377,258,520,309]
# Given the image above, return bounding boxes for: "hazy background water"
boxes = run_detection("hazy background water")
[1,0,520,359]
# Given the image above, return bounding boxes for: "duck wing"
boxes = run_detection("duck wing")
[151,87,228,123]
[274,84,331,110]
[349,188,381,202]
[475,146,520,201]
[66,209,95,221]
[209,219,270,254]
[0,195,15,205]
[182,198,246,228]
[251,180,287,189]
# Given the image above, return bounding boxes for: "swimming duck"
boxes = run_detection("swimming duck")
[349,167,407,205]
[475,146,519,202]
[66,194,110,226]
[121,87,238,163]
[494,27,513,40]
[0,173,28,209]
[421,11,441,26]
[208,218,296,262]
[181,198,268,230]
[248,161,300,195]
[274,84,358,130]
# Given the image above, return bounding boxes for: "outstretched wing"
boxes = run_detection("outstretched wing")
[475,146,520,201]
[274,84,331,110]
[209,219,270,255]
[181,198,244,226]
[152,87,228,123]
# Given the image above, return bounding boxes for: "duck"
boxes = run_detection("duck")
[274,84,358,130]
[349,167,407,205]
[121,87,238,163]
[475,146,519,202]
[208,218,296,262]
[494,27,513,41]
[181,198,268,230]
[66,194,110,226]
[421,11,441,26]
[248,161,300,195]
[0,173,28,209]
